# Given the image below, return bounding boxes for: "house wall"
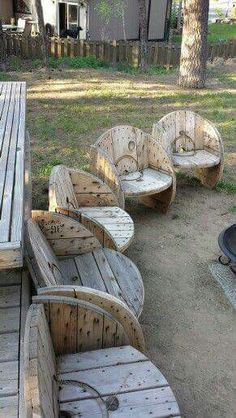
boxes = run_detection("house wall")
[0,0,13,22]
[88,0,170,41]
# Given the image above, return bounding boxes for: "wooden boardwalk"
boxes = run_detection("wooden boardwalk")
[0,269,29,418]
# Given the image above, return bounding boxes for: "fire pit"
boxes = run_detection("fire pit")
[218,224,236,273]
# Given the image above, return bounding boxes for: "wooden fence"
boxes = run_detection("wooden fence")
[2,33,236,68]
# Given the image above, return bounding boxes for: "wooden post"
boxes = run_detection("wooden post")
[112,40,117,66]
[0,20,7,71]
[166,28,173,71]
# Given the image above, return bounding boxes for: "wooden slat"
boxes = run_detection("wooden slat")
[74,252,107,292]
[0,395,18,418]
[59,360,168,401]
[0,360,18,396]
[0,332,19,361]
[0,285,21,308]
[120,168,172,197]
[0,82,26,268]
[60,388,180,418]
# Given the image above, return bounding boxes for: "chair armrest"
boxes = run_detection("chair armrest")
[89,145,125,209]
[148,136,176,177]
[201,117,224,158]
[36,286,145,352]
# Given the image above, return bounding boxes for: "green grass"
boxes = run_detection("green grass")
[5,62,232,208]
[173,23,236,43]
[216,180,236,195]
[228,205,236,213]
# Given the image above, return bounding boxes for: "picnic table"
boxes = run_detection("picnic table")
[0,82,27,269]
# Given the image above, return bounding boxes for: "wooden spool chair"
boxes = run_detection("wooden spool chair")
[24,295,181,417]
[49,165,133,252]
[152,110,224,188]
[89,125,176,213]
[25,211,144,317]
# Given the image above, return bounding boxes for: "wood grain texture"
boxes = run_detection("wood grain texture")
[91,125,175,212]
[152,110,224,188]
[49,165,133,251]
[0,82,26,269]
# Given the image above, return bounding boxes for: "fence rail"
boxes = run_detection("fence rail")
[2,34,236,68]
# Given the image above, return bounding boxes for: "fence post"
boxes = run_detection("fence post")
[166,29,173,70]
[132,42,139,68]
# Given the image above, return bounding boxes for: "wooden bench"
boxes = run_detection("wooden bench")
[49,165,134,252]
[152,111,224,188]
[0,81,27,269]
[25,211,144,317]
[89,125,176,213]
[24,294,181,417]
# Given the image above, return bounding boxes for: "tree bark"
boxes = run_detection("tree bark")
[34,0,50,75]
[177,0,183,31]
[138,0,148,72]
[0,20,7,71]
[178,0,209,88]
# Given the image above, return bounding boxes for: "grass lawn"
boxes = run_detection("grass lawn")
[173,23,236,43]
[0,62,235,208]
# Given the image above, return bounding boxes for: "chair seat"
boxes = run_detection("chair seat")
[78,206,134,252]
[120,168,172,197]
[172,150,220,169]
[59,248,144,317]
[58,346,180,418]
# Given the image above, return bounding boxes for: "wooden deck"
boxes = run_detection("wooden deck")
[0,82,26,269]
[0,269,30,418]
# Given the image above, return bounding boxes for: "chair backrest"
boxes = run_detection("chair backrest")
[33,295,131,355]
[49,165,119,210]
[25,218,64,288]
[38,286,146,352]
[24,304,59,418]
[152,110,223,157]
[95,126,150,175]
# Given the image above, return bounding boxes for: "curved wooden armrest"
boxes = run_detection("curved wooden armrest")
[201,116,224,157]
[89,145,125,209]
[36,286,145,352]
[148,136,176,178]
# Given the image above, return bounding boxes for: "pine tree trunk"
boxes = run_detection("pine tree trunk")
[139,0,148,72]
[0,20,7,71]
[177,0,183,31]
[178,0,209,88]
[34,0,50,74]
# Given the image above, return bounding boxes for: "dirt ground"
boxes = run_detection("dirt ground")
[125,181,236,418]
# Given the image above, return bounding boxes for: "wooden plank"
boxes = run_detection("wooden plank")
[0,360,18,396]
[59,258,82,285]
[0,332,19,361]
[0,395,18,418]
[103,249,144,317]
[0,285,21,308]
[59,360,168,402]
[0,306,20,332]
[74,252,107,292]
[172,149,220,168]
[120,168,172,197]
[60,387,180,418]
[0,269,21,286]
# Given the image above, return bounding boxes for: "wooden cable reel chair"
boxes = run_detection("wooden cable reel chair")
[25,211,144,317]
[152,110,224,188]
[24,296,181,417]
[89,126,176,213]
[49,165,134,252]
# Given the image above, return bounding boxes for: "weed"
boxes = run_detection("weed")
[216,180,236,195]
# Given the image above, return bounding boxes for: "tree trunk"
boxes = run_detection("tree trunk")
[138,0,148,72]
[0,20,7,71]
[34,0,50,75]
[177,0,183,31]
[178,0,209,88]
